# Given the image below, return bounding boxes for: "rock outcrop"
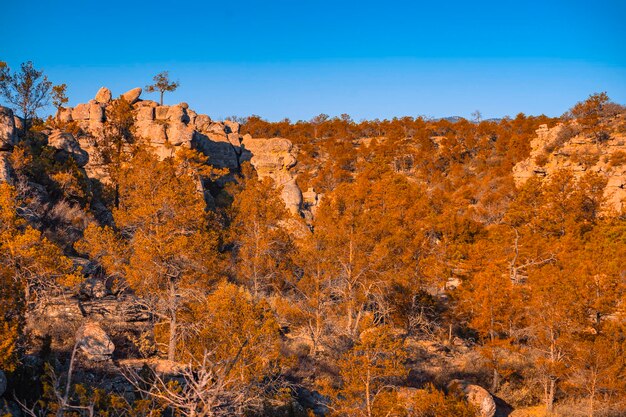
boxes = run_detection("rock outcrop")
[95,87,112,104]
[448,379,496,417]
[0,106,17,150]
[48,129,89,167]
[121,87,142,104]
[240,135,301,213]
[52,87,303,213]
[513,122,626,211]
[0,87,305,215]
[26,289,151,357]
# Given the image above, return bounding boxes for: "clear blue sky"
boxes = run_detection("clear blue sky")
[1,0,625,121]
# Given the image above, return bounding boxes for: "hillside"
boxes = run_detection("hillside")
[0,89,624,417]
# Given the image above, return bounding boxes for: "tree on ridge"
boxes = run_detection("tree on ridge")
[145,71,180,105]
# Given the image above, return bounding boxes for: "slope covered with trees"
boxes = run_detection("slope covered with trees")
[0,61,624,417]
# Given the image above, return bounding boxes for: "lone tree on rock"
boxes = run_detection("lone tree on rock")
[145,71,179,105]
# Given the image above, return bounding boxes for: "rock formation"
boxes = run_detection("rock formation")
[95,87,112,104]
[121,87,142,104]
[51,87,303,213]
[0,106,17,184]
[47,129,89,167]
[513,122,626,211]
[0,106,17,150]
[240,135,302,214]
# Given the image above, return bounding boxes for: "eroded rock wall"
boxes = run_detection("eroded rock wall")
[56,87,302,213]
[513,122,626,211]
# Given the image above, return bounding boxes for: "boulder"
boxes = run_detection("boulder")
[224,120,240,134]
[76,321,115,361]
[95,87,112,104]
[192,132,239,170]
[155,106,170,120]
[57,107,73,123]
[166,105,190,123]
[136,106,154,121]
[302,187,318,206]
[207,122,227,135]
[48,130,89,167]
[151,143,176,160]
[72,103,90,120]
[281,179,302,214]
[0,106,17,150]
[13,116,23,133]
[227,132,242,150]
[187,109,197,124]
[135,121,167,144]
[121,87,142,104]
[135,100,158,108]
[241,137,297,176]
[167,123,194,146]
[89,103,104,122]
[240,136,300,211]
[448,380,496,417]
[194,114,212,132]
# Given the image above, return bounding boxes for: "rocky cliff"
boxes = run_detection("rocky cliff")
[513,120,626,211]
[65,87,302,213]
[1,86,303,214]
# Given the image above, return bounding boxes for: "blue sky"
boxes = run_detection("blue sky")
[1,0,625,120]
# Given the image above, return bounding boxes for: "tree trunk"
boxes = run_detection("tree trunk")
[365,368,372,417]
[491,367,500,392]
[168,312,177,362]
[57,341,79,417]
[22,113,28,137]
[588,375,597,417]
[168,280,177,362]
[160,90,164,106]
[546,377,556,413]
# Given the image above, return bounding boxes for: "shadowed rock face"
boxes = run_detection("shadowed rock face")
[0,152,13,184]
[0,106,17,150]
[0,370,6,397]
[513,122,626,212]
[48,129,89,167]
